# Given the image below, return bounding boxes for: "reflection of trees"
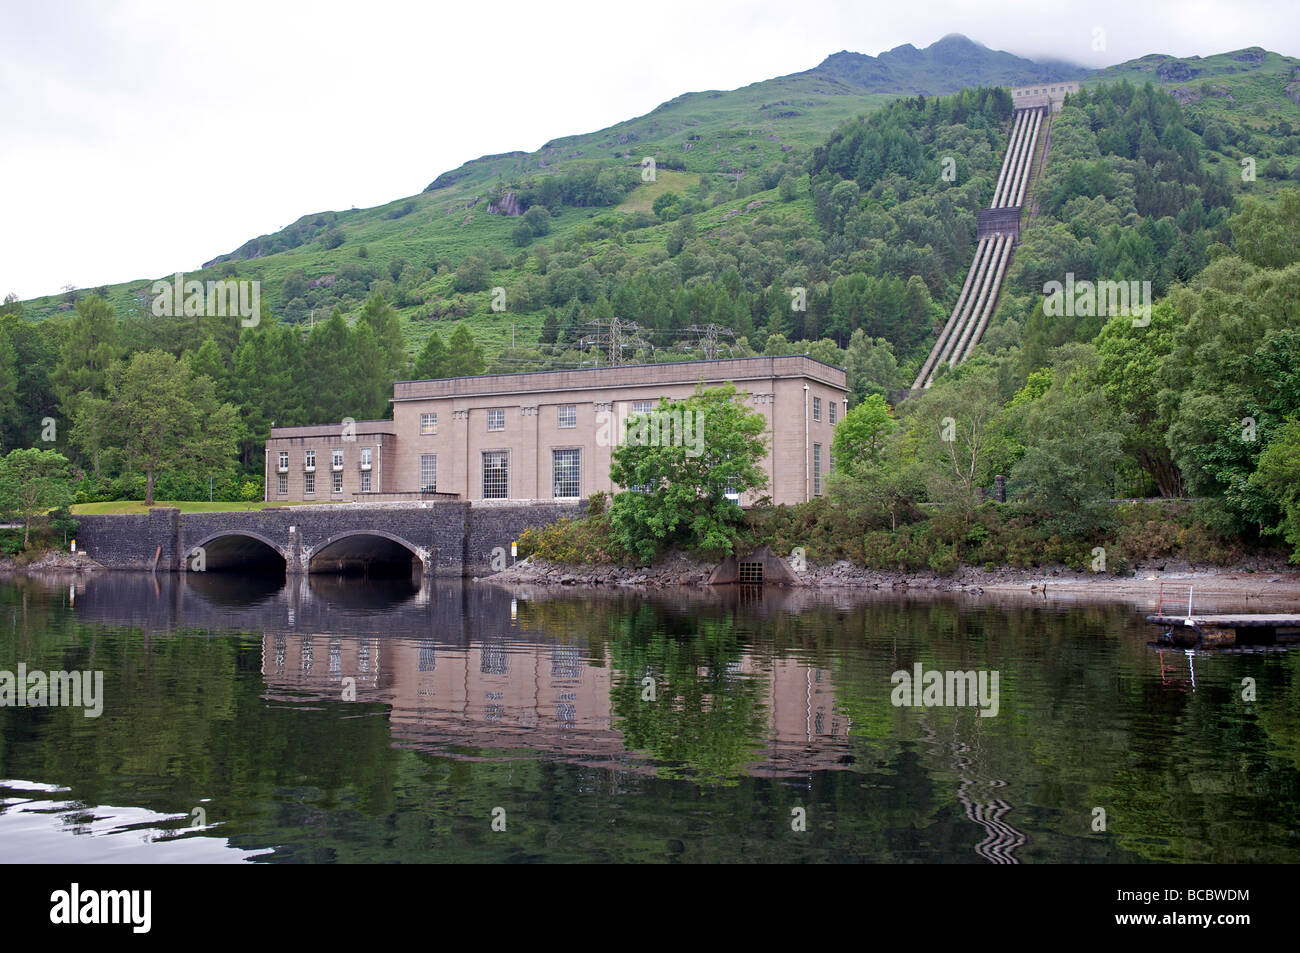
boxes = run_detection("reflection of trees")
[607,607,769,785]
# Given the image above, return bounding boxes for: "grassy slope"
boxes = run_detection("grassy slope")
[70,500,346,514]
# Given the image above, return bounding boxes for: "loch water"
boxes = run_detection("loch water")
[1,571,1298,863]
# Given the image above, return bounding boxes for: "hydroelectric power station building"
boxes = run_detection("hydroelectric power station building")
[264,355,848,507]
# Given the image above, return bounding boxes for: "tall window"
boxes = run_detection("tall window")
[331,471,343,493]
[829,401,837,425]
[332,449,343,469]
[277,473,287,495]
[813,443,822,496]
[304,449,315,469]
[487,409,505,431]
[304,472,315,495]
[359,470,371,492]
[552,449,580,498]
[420,454,437,492]
[360,447,372,468]
[483,451,509,499]
[813,397,822,422]
[420,412,437,435]
[558,405,576,428]
[278,451,288,470]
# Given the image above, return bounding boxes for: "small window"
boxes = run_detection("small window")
[487,409,505,432]
[420,454,437,492]
[277,473,287,495]
[278,451,288,470]
[420,412,437,435]
[632,400,654,414]
[813,397,822,422]
[304,449,315,469]
[332,449,343,470]
[331,471,343,493]
[552,448,580,498]
[558,405,577,428]
[483,450,509,499]
[359,470,371,493]
[360,447,372,468]
[829,401,837,426]
[813,443,822,496]
[304,472,315,495]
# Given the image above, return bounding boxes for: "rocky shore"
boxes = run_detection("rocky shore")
[482,553,1300,607]
[0,550,102,574]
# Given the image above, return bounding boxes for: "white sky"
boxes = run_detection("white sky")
[2,0,1296,300]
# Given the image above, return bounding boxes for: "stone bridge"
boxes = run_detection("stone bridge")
[73,501,581,577]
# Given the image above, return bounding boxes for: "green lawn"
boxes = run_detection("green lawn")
[70,500,345,515]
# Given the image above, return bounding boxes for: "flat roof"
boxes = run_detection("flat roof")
[268,419,397,440]
[392,354,847,402]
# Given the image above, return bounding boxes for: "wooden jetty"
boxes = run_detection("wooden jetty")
[1145,613,1300,648]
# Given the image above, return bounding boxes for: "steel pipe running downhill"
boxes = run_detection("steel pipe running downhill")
[911,236,990,390]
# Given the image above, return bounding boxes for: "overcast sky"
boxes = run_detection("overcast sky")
[2,0,1297,300]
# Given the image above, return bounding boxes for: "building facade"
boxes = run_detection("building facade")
[1010,80,1080,112]
[265,355,848,507]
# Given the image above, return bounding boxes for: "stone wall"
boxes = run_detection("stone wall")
[74,501,583,577]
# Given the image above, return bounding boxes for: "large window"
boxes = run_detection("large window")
[813,397,822,422]
[483,451,509,499]
[558,405,576,429]
[277,473,287,495]
[487,409,505,432]
[277,451,288,470]
[552,449,580,498]
[359,470,371,492]
[420,412,437,435]
[419,454,437,492]
[304,472,315,495]
[813,443,822,496]
[331,470,343,493]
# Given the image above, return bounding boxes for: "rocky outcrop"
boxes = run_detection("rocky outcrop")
[486,191,523,216]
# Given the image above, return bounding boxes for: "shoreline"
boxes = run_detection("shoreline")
[0,551,103,575]
[483,555,1300,610]
[5,552,1299,612]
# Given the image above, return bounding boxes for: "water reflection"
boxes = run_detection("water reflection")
[0,571,1298,864]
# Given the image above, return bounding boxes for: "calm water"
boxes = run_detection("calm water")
[1,571,1298,864]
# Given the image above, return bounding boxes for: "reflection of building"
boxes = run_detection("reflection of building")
[265,356,848,507]
[261,632,854,776]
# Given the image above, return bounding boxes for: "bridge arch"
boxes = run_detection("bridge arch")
[306,530,427,577]
[186,531,288,574]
